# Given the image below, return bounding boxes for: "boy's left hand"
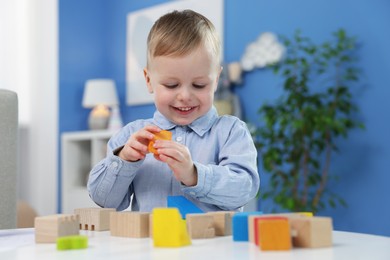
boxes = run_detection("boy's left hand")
[152,140,197,187]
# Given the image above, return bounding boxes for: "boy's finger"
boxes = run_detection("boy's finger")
[144,125,162,133]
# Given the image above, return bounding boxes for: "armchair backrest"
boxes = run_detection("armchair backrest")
[0,89,18,229]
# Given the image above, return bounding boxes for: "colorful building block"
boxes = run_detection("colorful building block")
[257,217,292,251]
[206,211,235,236]
[110,211,150,238]
[74,207,115,231]
[232,211,262,241]
[35,214,80,243]
[290,216,333,248]
[148,130,172,155]
[56,235,88,250]
[167,196,203,219]
[186,213,215,239]
[152,208,191,247]
[248,214,263,243]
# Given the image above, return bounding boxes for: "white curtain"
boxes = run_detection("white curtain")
[0,0,58,216]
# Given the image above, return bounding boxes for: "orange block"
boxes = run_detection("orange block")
[148,130,172,155]
[257,217,292,251]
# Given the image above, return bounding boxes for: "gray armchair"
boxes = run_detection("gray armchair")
[0,89,18,229]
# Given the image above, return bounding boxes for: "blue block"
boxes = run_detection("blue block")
[167,196,203,219]
[232,211,262,242]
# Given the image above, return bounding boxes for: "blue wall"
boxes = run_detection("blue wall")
[60,0,390,236]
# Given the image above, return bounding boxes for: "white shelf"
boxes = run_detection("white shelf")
[61,130,116,214]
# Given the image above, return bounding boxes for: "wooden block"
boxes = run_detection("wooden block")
[152,208,191,247]
[149,213,153,238]
[207,211,235,236]
[247,214,263,243]
[257,217,292,251]
[35,214,79,243]
[56,235,88,250]
[290,216,333,248]
[186,214,215,239]
[251,212,311,241]
[110,211,150,238]
[148,130,172,155]
[167,196,203,219]
[232,211,262,241]
[74,208,115,231]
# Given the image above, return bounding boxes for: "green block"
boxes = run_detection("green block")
[56,235,88,250]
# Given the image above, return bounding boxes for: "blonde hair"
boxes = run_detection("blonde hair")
[146,9,221,67]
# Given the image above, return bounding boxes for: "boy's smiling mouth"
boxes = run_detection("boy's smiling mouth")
[173,106,196,114]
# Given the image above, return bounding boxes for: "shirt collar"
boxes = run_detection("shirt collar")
[153,106,218,137]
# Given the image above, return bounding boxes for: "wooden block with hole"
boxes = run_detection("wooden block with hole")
[35,214,80,243]
[74,208,115,231]
[110,211,150,238]
[290,216,333,248]
[186,213,215,239]
[257,216,292,251]
[206,211,235,236]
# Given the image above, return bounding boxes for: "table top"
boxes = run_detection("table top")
[1,228,390,260]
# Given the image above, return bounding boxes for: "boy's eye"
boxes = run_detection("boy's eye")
[163,84,178,89]
[193,84,206,89]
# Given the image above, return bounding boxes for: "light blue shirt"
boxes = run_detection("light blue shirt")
[87,107,260,212]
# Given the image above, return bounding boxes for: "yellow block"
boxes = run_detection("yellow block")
[299,212,313,217]
[152,208,191,247]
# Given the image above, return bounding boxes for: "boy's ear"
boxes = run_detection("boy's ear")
[143,68,153,93]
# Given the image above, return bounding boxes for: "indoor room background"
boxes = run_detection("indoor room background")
[2,0,389,237]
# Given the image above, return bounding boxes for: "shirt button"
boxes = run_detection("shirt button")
[176,136,182,142]
[111,162,118,168]
[190,192,196,196]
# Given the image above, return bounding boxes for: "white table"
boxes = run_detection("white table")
[1,228,390,260]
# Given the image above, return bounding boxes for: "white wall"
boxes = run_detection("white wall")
[0,0,58,216]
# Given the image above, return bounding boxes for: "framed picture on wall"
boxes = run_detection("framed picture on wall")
[126,0,224,106]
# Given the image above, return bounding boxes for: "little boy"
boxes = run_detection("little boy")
[87,9,260,212]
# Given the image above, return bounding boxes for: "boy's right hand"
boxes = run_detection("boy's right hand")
[118,125,161,162]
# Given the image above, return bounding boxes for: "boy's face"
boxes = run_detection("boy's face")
[144,45,221,126]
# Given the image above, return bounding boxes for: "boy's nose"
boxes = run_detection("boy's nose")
[177,87,192,101]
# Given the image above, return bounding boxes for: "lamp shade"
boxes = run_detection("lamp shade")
[82,79,119,108]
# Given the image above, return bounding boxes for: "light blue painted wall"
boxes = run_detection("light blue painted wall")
[59,0,390,236]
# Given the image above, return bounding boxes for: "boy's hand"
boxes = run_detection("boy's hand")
[153,140,198,187]
[118,125,161,162]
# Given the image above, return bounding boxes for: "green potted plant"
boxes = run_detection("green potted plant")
[254,29,364,213]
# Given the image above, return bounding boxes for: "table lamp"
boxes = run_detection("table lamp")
[82,79,119,130]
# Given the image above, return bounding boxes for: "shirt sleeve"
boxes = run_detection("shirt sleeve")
[181,119,260,210]
[87,126,143,211]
